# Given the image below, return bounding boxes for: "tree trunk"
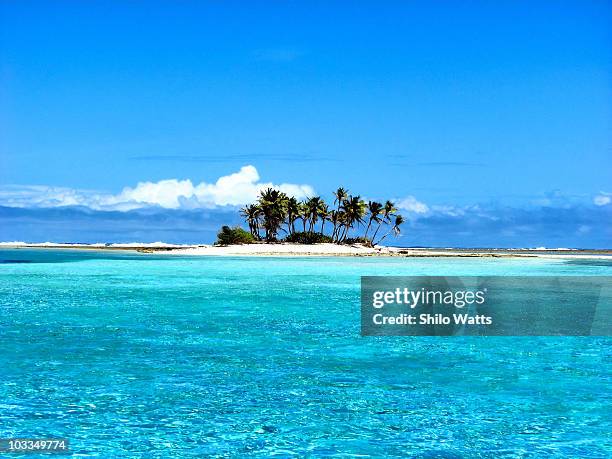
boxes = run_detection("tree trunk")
[375,227,394,246]
[364,219,372,239]
[371,221,384,243]
[340,224,350,242]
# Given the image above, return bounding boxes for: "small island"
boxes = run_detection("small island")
[217,186,404,247]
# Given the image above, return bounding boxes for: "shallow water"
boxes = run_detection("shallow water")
[1,249,610,457]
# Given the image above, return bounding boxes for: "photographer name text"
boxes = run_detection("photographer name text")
[371,287,492,326]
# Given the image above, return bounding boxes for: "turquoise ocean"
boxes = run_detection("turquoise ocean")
[1,248,610,458]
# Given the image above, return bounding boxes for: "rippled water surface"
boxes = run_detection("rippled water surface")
[1,249,611,457]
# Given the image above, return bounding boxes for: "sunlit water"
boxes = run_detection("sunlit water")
[1,249,610,458]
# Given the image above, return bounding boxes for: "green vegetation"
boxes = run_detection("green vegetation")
[284,231,333,244]
[215,226,256,245]
[342,236,370,245]
[232,187,404,245]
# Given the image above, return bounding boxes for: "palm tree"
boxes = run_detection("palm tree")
[375,214,404,246]
[299,201,309,232]
[333,187,348,211]
[332,187,348,241]
[329,210,340,241]
[306,196,325,233]
[335,210,349,242]
[258,188,289,242]
[319,202,329,234]
[286,197,300,235]
[364,201,383,241]
[371,200,396,243]
[240,204,262,240]
[338,195,366,242]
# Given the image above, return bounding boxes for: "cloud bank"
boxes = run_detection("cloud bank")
[0,166,315,211]
[0,167,610,248]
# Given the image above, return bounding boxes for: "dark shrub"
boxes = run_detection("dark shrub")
[342,237,371,245]
[215,226,256,245]
[283,232,333,244]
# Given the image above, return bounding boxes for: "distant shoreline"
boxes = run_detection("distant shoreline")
[1,242,610,259]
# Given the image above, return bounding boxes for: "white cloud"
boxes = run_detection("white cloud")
[396,196,429,214]
[429,205,465,217]
[0,165,315,211]
[0,185,100,208]
[593,192,611,206]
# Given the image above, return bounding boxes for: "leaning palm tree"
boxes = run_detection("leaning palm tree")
[375,214,404,246]
[364,201,384,241]
[329,210,340,241]
[240,203,262,240]
[371,200,396,243]
[334,210,349,243]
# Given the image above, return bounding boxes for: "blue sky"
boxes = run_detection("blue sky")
[0,1,610,247]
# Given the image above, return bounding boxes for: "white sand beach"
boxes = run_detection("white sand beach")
[1,242,610,258]
[163,244,610,259]
[166,242,381,256]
